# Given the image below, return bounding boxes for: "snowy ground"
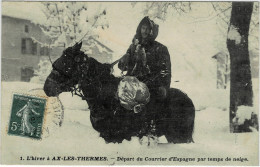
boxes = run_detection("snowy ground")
[1,80,258,165]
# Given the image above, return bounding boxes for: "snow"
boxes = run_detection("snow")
[95,41,112,54]
[31,59,52,84]
[1,79,259,165]
[234,106,258,125]
[86,39,112,54]
[228,25,242,45]
[31,37,50,48]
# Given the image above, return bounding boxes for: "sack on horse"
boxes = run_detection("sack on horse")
[117,76,150,113]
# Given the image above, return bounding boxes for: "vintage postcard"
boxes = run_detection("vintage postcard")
[1,1,259,166]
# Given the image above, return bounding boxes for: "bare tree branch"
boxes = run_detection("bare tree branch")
[187,4,231,24]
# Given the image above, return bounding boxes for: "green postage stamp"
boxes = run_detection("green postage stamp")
[8,94,47,139]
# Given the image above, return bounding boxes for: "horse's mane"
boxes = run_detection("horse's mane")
[86,57,113,79]
[79,55,120,112]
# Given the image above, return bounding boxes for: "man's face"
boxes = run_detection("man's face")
[141,24,151,39]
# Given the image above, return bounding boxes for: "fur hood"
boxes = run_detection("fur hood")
[134,16,159,43]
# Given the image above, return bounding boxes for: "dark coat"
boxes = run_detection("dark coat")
[118,16,171,93]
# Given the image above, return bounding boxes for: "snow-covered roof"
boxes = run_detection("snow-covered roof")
[212,52,228,59]
[83,36,113,53]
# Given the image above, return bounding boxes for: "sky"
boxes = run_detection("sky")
[2,2,46,23]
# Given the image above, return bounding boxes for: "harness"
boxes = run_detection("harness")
[51,53,114,101]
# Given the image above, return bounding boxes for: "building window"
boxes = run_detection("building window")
[25,25,29,33]
[21,38,37,55]
[40,47,50,56]
[21,67,34,82]
[21,39,26,54]
[40,47,44,55]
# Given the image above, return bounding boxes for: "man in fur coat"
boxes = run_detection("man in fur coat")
[118,16,172,101]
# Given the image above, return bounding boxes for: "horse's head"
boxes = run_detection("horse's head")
[44,42,89,96]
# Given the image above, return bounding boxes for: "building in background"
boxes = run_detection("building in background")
[212,51,258,89]
[2,15,113,82]
[2,15,52,81]
[212,52,230,89]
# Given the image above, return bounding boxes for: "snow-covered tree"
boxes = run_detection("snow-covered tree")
[31,2,108,84]
[227,2,255,132]
[40,2,108,47]
[131,2,191,21]
[193,2,258,132]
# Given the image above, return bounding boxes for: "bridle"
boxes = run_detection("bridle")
[51,51,89,100]
[51,50,113,101]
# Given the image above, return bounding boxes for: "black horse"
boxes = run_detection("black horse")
[44,42,195,143]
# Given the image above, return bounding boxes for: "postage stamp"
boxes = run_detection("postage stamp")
[8,94,47,139]
[28,88,65,139]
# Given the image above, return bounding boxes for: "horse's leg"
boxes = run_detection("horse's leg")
[89,76,145,143]
[158,88,195,143]
[163,106,195,143]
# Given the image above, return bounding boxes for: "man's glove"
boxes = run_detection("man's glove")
[135,45,146,66]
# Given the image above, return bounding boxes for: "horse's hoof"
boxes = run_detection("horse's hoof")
[139,135,159,147]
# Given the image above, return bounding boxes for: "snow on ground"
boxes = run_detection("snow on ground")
[1,81,259,165]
